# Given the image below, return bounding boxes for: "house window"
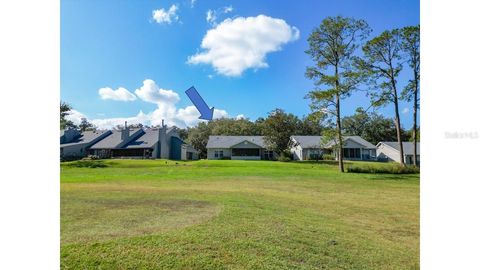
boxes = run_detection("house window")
[214,150,224,158]
[232,148,259,156]
[343,148,360,159]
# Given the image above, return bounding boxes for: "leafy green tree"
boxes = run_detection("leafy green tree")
[305,16,371,172]
[185,122,212,158]
[60,101,77,129]
[400,25,420,166]
[342,107,403,144]
[298,112,325,135]
[356,29,406,166]
[79,118,94,131]
[262,108,301,155]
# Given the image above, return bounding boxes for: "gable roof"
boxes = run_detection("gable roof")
[291,135,376,149]
[124,129,160,149]
[60,130,111,147]
[206,136,266,148]
[90,128,142,149]
[378,142,420,155]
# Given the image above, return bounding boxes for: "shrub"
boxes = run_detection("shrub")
[277,150,292,162]
[63,160,108,168]
[321,154,335,161]
[346,164,419,174]
[219,156,231,160]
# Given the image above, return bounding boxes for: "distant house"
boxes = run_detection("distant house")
[206,136,276,160]
[60,123,198,160]
[290,135,377,161]
[376,142,420,165]
[60,129,112,159]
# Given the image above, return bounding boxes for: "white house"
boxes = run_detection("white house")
[206,136,276,160]
[376,142,420,165]
[290,135,377,161]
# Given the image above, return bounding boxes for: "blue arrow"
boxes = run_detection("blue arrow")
[185,86,214,120]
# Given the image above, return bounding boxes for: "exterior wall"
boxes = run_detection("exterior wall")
[61,143,88,158]
[290,144,303,160]
[170,137,183,160]
[207,148,232,160]
[376,143,402,163]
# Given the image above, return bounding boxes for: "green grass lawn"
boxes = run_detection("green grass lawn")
[61,159,419,269]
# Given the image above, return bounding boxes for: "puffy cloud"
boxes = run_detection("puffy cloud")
[134,79,180,105]
[188,14,300,76]
[152,4,179,24]
[74,79,233,129]
[98,87,136,101]
[65,109,87,125]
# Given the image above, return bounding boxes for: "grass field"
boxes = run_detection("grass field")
[61,159,419,269]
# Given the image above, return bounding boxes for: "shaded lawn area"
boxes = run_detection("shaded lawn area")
[61,159,419,269]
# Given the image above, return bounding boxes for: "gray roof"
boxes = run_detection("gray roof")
[206,136,266,148]
[90,128,141,149]
[124,129,160,149]
[379,142,420,155]
[60,130,111,147]
[291,135,376,149]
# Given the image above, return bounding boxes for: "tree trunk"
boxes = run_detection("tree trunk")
[336,93,344,172]
[335,64,344,173]
[412,68,418,167]
[392,81,405,166]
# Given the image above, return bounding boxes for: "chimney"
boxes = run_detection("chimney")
[159,120,168,158]
[121,121,130,141]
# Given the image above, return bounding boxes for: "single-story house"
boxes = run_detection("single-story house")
[376,142,420,165]
[206,136,276,160]
[60,129,112,159]
[290,135,377,161]
[60,122,198,160]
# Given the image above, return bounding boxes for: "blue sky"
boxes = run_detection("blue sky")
[61,0,419,129]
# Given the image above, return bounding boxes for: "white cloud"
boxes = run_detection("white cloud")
[72,79,233,129]
[188,14,300,76]
[65,110,87,125]
[402,107,410,114]
[134,79,180,105]
[190,0,196,8]
[206,9,216,25]
[235,114,245,120]
[205,6,233,26]
[152,4,179,24]
[98,87,136,101]
[223,6,233,13]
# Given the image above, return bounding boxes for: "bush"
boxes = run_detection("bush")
[277,150,292,162]
[321,154,335,161]
[219,156,231,160]
[63,160,108,168]
[346,164,419,174]
[82,155,100,160]
[60,155,83,162]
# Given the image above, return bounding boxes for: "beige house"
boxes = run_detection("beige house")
[206,136,276,160]
[376,142,420,165]
[290,135,377,161]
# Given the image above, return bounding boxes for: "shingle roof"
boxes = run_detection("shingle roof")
[90,128,141,149]
[291,135,376,149]
[380,142,420,155]
[60,130,111,147]
[124,129,160,149]
[206,136,266,148]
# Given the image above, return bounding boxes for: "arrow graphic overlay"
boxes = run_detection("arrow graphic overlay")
[185,86,214,120]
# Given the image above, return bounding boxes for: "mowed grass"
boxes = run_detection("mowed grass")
[61,159,419,269]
